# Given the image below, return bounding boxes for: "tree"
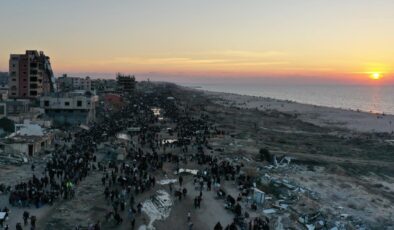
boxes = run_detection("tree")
[0,117,15,133]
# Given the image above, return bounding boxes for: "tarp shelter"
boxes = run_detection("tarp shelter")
[253,188,265,204]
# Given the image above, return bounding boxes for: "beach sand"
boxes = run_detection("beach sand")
[205,91,394,133]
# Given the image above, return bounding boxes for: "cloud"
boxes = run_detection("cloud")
[98,50,289,68]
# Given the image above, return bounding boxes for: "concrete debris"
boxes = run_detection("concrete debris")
[116,132,132,141]
[141,190,173,230]
[252,187,265,204]
[157,179,177,185]
[261,173,320,200]
[79,124,90,130]
[306,224,315,230]
[263,209,277,214]
[0,152,28,165]
[175,168,199,175]
[127,127,141,132]
[14,122,44,136]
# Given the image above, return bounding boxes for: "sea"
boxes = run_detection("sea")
[181,83,394,115]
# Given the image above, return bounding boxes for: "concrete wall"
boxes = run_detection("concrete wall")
[4,135,53,156]
[45,110,90,126]
[40,95,94,110]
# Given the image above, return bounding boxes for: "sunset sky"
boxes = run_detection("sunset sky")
[0,0,393,84]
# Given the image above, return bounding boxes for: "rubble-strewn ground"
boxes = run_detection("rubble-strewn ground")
[0,83,393,229]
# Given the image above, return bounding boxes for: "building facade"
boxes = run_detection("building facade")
[57,74,92,92]
[4,99,30,115]
[116,74,135,94]
[40,91,98,126]
[91,79,117,93]
[8,50,56,98]
[0,72,8,86]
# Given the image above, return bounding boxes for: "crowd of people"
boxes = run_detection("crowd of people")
[1,85,271,229]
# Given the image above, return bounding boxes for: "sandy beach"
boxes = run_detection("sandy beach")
[204,91,394,134]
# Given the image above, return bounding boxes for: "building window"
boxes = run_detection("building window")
[65,102,70,106]
[44,100,49,106]
[77,101,82,107]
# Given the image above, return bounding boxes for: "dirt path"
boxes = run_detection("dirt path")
[155,177,235,230]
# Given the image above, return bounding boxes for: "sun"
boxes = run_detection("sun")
[371,72,382,80]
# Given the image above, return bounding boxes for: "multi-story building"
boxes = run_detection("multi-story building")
[91,79,117,93]
[40,91,98,126]
[73,76,92,91]
[116,74,135,94]
[8,50,56,99]
[56,74,73,92]
[57,74,92,92]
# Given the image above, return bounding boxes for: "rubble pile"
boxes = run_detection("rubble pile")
[142,190,173,229]
[254,165,371,229]
[0,152,28,165]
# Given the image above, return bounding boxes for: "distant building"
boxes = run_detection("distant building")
[57,74,92,92]
[4,99,30,115]
[103,93,124,111]
[92,79,117,93]
[0,85,9,100]
[8,50,56,98]
[0,72,8,86]
[56,74,73,92]
[116,74,135,94]
[40,91,98,126]
[0,103,6,118]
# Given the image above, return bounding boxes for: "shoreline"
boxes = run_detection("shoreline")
[189,88,394,134]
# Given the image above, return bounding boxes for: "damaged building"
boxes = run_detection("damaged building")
[0,120,54,157]
[40,90,98,126]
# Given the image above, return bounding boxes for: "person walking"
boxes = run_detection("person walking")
[179,175,183,187]
[23,211,29,226]
[188,221,193,230]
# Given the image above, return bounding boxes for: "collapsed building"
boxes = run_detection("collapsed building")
[0,120,54,163]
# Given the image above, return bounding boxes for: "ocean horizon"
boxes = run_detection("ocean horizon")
[181,83,394,115]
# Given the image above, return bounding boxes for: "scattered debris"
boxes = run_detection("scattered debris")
[263,208,277,214]
[142,190,173,230]
[157,179,177,185]
[175,168,199,175]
